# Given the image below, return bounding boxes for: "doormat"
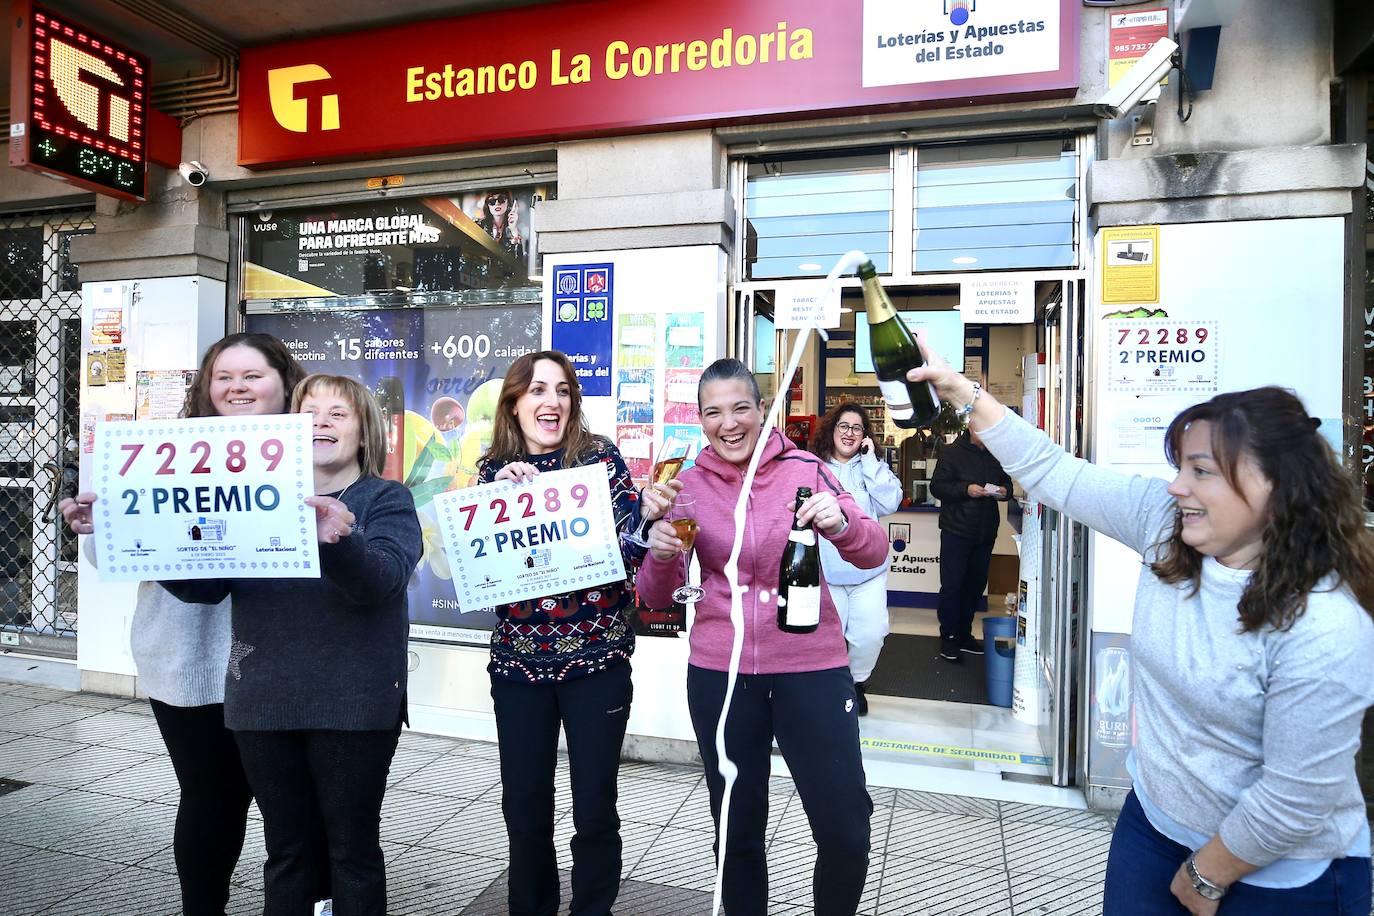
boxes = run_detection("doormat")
[0,778,31,798]
[865,633,988,704]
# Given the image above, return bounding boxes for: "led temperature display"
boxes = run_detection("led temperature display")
[9,1,149,201]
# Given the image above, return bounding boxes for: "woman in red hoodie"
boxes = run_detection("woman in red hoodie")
[637,358,889,916]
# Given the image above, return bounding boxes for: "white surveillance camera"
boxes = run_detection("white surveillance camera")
[178,160,208,187]
[1092,37,1179,119]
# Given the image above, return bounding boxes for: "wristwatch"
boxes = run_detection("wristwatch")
[1185,853,1228,901]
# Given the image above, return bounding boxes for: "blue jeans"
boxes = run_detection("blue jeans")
[1104,791,1372,915]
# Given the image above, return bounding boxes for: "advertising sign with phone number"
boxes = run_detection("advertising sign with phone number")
[434,464,626,609]
[1106,318,1219,395]
[93,415,318,581]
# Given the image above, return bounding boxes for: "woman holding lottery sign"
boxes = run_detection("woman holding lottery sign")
[161,373,422,916]
[475,350,674,916]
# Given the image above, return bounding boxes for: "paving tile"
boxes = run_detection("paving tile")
[226,885,266,915]
[398,730,468,756]
[389,846,508,915]
[44,710,154,746]
[0,734,86,774]
[0,838,42,863]
[1000,801,1116,833]
[1000,820,1113,883]
[445,738,501,760]
[48,692,133,711]
[619,759,702,785]
[102,721,172,756]
[553,813,664,877]
[866,784,898,807]
[628,825,719,891]
[766,840,880,913]
[38,864,183,914]
[0,779,64,819]
[0,787,141,847]
[114,701,157,717]
[16,743,153,790]
[884,808,1005,869]
[74,751,179,803]
[0,693,45,717]
[610,876,715,913]
[2,847,123,915]
[614,777,695,826]
[229,816,269,890]
[893,788,1000,819]
[4,686,79,703]
[875,855,1010,915]
[666,780,789,841]
[386,746,445,788]
[381,787,470,846]
[394,753,502,800]
[417,799,509,857]
[2,702,98,734]
[1008,869,1104,915]
[56,798,176,866]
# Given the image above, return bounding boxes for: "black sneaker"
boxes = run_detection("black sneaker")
[938,639,962,664]
[854,681,869,717]
[958,635,985,655]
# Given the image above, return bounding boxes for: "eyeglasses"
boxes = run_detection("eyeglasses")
[836,423,865,435]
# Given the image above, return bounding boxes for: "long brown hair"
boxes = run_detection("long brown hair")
[810,402,871,461]
[481,351,599,470]
[1150,387,1374,631]
[183,333,305,419]
[291,374,387,478]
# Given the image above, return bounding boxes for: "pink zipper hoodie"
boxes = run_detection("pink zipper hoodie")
[637,430,889,674]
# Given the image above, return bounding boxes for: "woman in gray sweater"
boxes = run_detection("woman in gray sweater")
[906,359,1374,915]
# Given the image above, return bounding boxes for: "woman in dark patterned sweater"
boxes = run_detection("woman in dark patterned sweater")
[476,350,668,916]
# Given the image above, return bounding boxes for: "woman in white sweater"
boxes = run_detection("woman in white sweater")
[907,356,1374,915]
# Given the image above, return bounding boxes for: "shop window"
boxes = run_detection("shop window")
[914,139,1077,272]
[0,228,44,300]
[744,152,892,280]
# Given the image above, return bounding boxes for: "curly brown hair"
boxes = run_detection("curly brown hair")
[1150,387,1374,632]
[810,402,871,461]
[182,333,305,419]
[480,351,601,470]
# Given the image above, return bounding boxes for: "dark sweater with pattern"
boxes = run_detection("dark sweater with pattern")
[162,475,422,731]
[479,437,642,684]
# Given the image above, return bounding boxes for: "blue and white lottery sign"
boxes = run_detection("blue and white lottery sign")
[93,414,318,582]
[434,463,626,609]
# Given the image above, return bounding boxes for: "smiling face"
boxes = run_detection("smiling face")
[513,358,572,454]
[301,386,363,480]
[700,378,765,468]
[209,345,287,417]
[832,409,866,461]
[1166,420,1273,569]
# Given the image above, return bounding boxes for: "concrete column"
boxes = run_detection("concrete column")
[536,130,735,253]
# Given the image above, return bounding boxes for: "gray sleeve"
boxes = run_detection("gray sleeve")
[858,452,904,517]
[976,409,1175,557]
[1218,606,1374,866]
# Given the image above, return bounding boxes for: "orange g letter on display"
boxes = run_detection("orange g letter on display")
[267,64,339,133]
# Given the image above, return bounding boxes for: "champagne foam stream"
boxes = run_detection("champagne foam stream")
[710,250,867,915]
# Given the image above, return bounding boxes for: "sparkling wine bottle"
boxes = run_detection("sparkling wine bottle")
[777,486,821,634]
[859,260,940,428]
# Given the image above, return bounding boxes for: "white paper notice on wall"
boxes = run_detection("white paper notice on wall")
[961,277,1035,324]
[619,382,652,403]
[618,436,653,459]
[667,325,702,347]
[666,381,696,404]
[775,283,841,329]
[620,325,654,348]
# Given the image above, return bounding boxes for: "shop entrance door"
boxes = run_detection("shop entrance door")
[0,212,91,657]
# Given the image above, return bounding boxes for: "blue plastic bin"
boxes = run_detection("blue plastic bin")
[982,615,1016,708]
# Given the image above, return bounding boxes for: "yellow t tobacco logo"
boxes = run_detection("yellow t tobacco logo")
[267,65,339,132]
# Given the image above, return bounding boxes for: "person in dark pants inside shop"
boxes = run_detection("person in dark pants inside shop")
[929,427,1013,663]
[476,350,669,916]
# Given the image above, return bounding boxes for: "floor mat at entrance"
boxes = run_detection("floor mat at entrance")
[865,633,988,704]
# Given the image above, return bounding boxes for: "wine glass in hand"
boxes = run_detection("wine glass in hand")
[669,493,705,604]
[628,437,691,547]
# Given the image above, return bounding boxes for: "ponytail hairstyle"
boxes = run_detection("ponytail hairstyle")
[1150,386,1374,631]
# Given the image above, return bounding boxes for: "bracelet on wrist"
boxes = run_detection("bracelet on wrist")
[1185,853,1228,901]
[953,382,982,423]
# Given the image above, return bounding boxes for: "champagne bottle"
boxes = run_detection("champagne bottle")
[859,260,941,428]
[777,486,821,634]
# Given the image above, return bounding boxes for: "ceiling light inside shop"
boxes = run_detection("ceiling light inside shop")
[952,256,978,265]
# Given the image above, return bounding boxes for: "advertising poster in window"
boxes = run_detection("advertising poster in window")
[242,189,547,299]
[247,305,541,644]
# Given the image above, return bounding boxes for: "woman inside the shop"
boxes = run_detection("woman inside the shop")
[808,402,903,715]
[475,350,667,916]
[160,373,422,916]
[59,333,333,916]
[904,356,1374,914]
[636,358,888,916]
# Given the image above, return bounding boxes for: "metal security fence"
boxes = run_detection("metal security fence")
[0,209,92,657]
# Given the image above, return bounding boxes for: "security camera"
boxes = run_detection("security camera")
[178,161,208,187]
[1092,37,1179,119]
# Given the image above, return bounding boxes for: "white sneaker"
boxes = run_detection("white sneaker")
[313,901,333,916]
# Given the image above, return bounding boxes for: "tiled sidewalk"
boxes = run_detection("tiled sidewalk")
[0,680,1118,915]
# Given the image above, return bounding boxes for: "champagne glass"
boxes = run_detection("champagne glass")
[670,493,705,604]
[627,437,691,547]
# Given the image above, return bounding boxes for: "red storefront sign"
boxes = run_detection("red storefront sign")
[239,0,1080,168]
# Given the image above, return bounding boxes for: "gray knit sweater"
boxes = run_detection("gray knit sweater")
[162,475,422,732]
[980,408,1374,868]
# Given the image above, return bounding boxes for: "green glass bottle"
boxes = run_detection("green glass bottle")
[777,487,821,634]
[858,260,941,428]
